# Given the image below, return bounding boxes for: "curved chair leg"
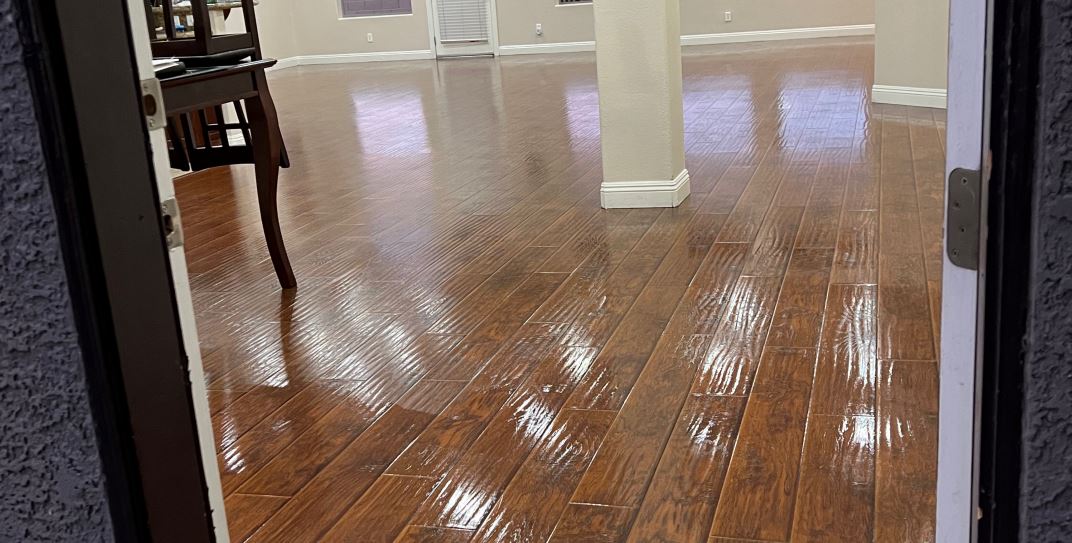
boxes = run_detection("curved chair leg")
[246,70,296,289]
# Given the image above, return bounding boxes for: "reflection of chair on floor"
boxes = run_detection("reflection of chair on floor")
[149,0,296,288]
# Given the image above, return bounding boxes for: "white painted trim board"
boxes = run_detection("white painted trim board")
[681,23,875,46]
[498,41,595,56]
[872,84,948,109]
[267,50,435,71]
[601,169,691,209]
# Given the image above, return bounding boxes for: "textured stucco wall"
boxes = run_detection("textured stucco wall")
[0,1,115,541]
[1022,0,1072,539]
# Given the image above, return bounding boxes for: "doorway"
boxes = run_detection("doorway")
[427,0,497,57]
[18,1,1011,543]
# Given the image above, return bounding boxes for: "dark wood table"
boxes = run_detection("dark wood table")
[161,58,296,288]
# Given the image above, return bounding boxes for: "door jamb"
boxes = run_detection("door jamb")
[937,0,992,539]
[15,0,217,541]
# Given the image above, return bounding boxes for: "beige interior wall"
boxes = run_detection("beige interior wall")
[294,0,431,56]
[497,1,594,46]
[224,2,298,59]
[874,0,949,89]
[250,0,298,59]
[496,0,874,47]
[255,0,876,58]
[252,0,432,58]
[680,0,873,36]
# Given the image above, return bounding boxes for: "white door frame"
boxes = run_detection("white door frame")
[425,0,500,57]
[124,1,230,541]
[937,0,992,540]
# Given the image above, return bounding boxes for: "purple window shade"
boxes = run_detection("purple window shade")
[341,0,412,17]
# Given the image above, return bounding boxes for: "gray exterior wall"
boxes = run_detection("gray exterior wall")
[0,0,115,540]
[1022,0,1072,540]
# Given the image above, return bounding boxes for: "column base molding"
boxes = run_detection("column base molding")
[600,169,691,209]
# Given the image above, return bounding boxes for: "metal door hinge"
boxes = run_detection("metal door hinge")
[140,78,165,130]
[161,197,184,250]
[947,167,981,270]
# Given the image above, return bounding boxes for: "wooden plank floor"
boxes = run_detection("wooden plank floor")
[178,36,944,543]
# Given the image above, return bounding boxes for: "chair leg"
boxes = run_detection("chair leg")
[280,141,291,169]
[245,70,296,289]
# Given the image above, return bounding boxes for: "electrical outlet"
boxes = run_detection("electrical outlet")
[536,23,543,36]
[367,33,374,43]
[724,11,732,22]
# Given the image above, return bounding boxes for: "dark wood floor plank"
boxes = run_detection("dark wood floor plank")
[211,385,304,454]
[409,346,601,530]
[235,368,444,496]
[875,360,938,543]
[690,276,783,396]
[681,242,750,335]
[201,321,289,389]
[844,162,879,212]
[560,285,687,412]
[468,410,615,542]
[879,206,924,256]
[710,348,816,541]
[790,414,876,542]
[549,504,636,543]
[649,213,728,287]
[225,494,288,543]
[320,475,435,543]
[394,526,474,543]
[571,335,713,507]
[766,247,834,349]
[715,163,783,244]
[878,254,935,360]
[246,380,465,543]
[425,247,560,335]
[627,395,746,543]
[928,278,942,353]
[810,284,878,417]
[831,209,878,284]
[535,207,628,274]
[385,326,564,479]
[698,165,760,215]
[796,202,842,249]
[219,381,349,495]
[743,205,804,276]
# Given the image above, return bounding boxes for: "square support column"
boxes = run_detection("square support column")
[595,0,688,209]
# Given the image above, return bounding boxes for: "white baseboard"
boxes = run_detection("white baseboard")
[266,56,301,72]
[681,24,874,46]
[872,84,948,109]
[269,50,434,71]
[601,169,691,209]
[298,50,435,65]
[497,24,874,57]
[498,41,596,56]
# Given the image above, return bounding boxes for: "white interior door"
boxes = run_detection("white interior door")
[429,0,497,57]
[937,0,991,540]
[125,2,230,541]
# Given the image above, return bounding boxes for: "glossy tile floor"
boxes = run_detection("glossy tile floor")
[180,37,944,543]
